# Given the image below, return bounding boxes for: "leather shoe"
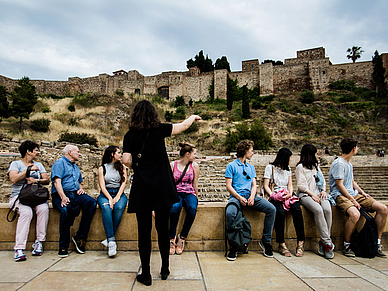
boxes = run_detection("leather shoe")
[136,274,152,286]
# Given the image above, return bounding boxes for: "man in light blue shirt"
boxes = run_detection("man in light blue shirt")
[51,145,96,258]
[329,138,387,257]
[225,140,276,260]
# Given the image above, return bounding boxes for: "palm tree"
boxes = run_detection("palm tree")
[347,46,364,63]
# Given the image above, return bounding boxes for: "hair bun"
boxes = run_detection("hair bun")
[179,142,185,147]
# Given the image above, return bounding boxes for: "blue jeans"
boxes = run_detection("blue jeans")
[51,191,97,249]
[97,188,128,242]
[226,196,276,244]
[169,192,198,239]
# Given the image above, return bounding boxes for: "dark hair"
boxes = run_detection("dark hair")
[298,144,318,170]
[236,140,254,158]
[102,145,125,183]
[19,140,39,158]
[340,138,358,154]
[129,100,161,130]
[179,142,196,157]
[271,148,292,170]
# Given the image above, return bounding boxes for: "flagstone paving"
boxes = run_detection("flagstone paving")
[0,250,387,290]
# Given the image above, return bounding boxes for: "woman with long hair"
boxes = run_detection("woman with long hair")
[97,145,128,257]
[295,144,334,259]
[263,148,305,257]
[7,140,50,261]
[169,142,199,255]
[122,99,201,286]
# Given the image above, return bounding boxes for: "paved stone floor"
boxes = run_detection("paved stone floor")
[0,249,387,290]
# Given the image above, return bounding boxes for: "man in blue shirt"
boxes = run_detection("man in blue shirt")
[51,145,96,258]
[329,138,387,257]
[225,140,276,260]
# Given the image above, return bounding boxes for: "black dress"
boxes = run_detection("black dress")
[123,123,179,213]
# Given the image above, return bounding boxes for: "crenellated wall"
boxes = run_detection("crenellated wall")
[1,47,387,100]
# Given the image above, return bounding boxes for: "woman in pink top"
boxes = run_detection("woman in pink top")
[169,143,199,255]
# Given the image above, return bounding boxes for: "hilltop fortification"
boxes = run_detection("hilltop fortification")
[1,47,387,101]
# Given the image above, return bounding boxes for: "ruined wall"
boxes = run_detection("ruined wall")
[273,63,310,93]
[1,47,387,100]
[259,63,274,95]
[309,59,331,93]
[329,61,373,89]
[214,70,227,99]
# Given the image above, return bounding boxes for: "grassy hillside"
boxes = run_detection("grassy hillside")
[1,87,388,156]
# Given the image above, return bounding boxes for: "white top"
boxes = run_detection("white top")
[295,163,325,198]
[264,164,291,192]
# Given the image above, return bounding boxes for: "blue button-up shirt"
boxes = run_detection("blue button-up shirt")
[51,156,83,194]
[225,158,256,198]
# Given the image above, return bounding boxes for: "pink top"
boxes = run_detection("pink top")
[173,161,195,195]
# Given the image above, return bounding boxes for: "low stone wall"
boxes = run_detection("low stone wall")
[1,202,387,252]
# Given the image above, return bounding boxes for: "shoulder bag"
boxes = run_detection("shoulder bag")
[18,165,49,207]
[7,165,49,222]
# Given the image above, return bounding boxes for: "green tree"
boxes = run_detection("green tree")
[0,85,10,120]
[347,46,364,63]
[214,56,231,72]
[186,50,214,72]
[227,75,238,110]
[241,85,250,119]
[208,79,215,102]
[372,50,387,101]
[10,77,38,129]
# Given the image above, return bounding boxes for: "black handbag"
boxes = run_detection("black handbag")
[19,165,49,207]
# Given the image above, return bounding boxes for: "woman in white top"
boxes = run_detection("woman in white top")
[97,145,128,257]
[263,148,305,257]
[295,144,334,259]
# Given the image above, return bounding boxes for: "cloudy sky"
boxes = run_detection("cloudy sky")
[1,0,387,81]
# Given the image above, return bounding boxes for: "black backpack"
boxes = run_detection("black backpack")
[350,208,378,258]
[225,202,252,255]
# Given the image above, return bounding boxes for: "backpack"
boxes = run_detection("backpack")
[224,202,252,255]
[350,208,378,258]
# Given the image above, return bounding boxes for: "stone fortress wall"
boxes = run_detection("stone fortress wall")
[1,47,387,102]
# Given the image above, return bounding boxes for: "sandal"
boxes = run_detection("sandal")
[296,242,304,257]
[279,244,292,257]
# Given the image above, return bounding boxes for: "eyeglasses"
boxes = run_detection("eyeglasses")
[33,148,40,152]
[243,170,251,180]
[314,175,319,183]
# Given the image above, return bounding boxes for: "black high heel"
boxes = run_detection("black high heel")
[136,274,152,286]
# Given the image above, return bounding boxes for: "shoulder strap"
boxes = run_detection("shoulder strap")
[103,164,106,176]
[137,132,150,159]
[271,165,274,183]
[175,162,191,185]
[7,199,19,222]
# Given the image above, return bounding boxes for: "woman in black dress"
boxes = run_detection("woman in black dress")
[122,99,201,286]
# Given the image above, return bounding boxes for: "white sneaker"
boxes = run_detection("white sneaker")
[101,239,108,247]
[108,241,117,257]
[32,240,43,256]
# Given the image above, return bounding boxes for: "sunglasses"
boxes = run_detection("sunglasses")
[314,175,319,183]
[243,170,251,180]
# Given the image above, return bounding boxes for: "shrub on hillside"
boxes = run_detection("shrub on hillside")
[165,110,173,122]
[68,104,75,112]
[174,106,186,120]
[58,132,98,147]
[174,96,185,107]
[31,118,50,132]
[41,107,51,113]
[329,80,356,91]
[301,90,315,104]
[224,119,272,152]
